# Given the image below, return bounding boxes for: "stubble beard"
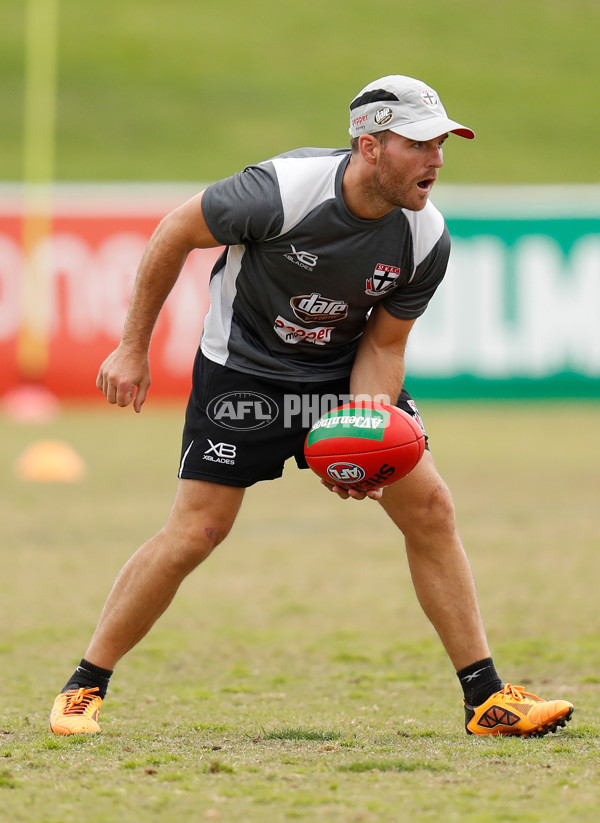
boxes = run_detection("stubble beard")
[372,151,429,213]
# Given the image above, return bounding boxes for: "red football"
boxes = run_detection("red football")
[304,402,425,492]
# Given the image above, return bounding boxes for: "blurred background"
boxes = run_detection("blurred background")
[1,0,600,408]
[3,0,600,183]
[1,9,599,813]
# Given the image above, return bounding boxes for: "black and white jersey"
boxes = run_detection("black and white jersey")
[200,147,450,382]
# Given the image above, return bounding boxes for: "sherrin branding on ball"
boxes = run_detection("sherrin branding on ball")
[304,401,426,492]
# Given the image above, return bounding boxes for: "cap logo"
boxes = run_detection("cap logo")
[374,106,393,126]
[421,90,438,107]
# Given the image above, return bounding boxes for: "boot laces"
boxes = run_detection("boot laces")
[64,687,100,715]
[501,683,539,702]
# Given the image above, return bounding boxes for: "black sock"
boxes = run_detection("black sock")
[62,658,113,700]
[457,657,503,707]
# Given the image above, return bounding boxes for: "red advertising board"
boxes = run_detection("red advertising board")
[0,189,219,399]
[4,185,599,403]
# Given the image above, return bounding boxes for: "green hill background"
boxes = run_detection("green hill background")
[3,0,600,183]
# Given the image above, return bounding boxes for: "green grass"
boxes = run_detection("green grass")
[0,401,599,821]
[3,0,600,182]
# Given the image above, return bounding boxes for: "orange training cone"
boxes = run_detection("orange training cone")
[15,440,86,482]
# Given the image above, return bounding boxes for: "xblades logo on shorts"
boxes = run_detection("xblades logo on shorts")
[290,293,348,323]
[203,440,236,464]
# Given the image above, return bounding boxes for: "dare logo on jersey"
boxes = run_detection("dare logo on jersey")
[290,293,348,323]
[365,263,401,296]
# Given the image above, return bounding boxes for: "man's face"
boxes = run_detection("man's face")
[372,132,447,212]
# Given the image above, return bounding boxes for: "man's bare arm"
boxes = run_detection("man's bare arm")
[96,191,221,412]
[349,304,415,404]
[321,305,416,501]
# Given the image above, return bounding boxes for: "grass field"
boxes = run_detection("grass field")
[3,0,600,182]
[3,2,599,820]
[1,401,599,822]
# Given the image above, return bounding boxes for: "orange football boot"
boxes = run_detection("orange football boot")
[50,687,103,735]
[465,683,573,737]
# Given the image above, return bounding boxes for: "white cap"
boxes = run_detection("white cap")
[349,75,475,140]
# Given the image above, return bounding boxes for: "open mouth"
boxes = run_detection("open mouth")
[417,178,435,191]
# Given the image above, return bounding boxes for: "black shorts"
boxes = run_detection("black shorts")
[178,351,428,488]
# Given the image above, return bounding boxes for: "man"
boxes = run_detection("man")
[50,75,574,737]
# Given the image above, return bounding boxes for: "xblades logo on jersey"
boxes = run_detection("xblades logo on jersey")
[290,292,348,323]
[284,245,319,271]
[365,263,401,296]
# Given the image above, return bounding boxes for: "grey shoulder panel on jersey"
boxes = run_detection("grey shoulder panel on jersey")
[202,163,285,246]
[202,148,350,246]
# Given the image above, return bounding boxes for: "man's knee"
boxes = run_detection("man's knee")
[161,480,244,571]
[380,456,457,539]
[413,477,456,532]
[159,512,234,575]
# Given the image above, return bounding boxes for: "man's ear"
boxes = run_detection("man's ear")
[358,134,381,166]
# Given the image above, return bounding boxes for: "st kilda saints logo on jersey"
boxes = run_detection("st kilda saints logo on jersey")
[365,263,401,296]
[290,292,348,324]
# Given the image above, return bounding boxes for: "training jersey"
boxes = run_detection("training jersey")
[200,147,450,382]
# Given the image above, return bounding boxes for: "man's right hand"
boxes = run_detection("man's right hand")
[320,477,383,501]
[96,345,151,413]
